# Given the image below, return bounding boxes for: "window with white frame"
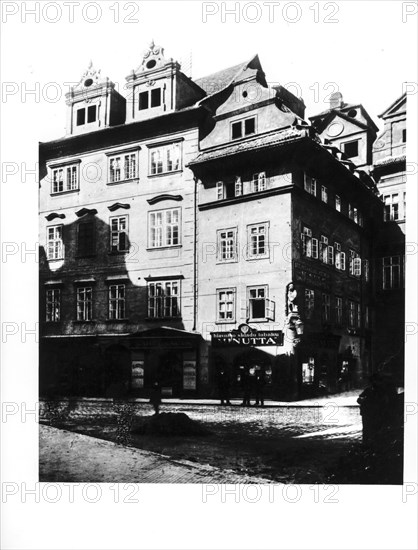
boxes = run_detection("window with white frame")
[301,226,313,258]
[231,116,256,140]
[47,225,64,260]
[348,203,354,220]
[334,242,346,271]
[322,293,331,323]
[110,216,129,252]
[217,228,237,262]
[383,256,401,290]
[234,176,243,197]
[217,288,236,322]
[321,185,328,203]
[108,152,137,183]
[348,300,356,328]
[108,284,125,320]
[247,286,275,321]
[304,175,317,196]
[335,195,341,212]
[305,289,315,319]
[148,280,180,318]
[149,142,181,175]
[216,181,224,200]
[349,249,361,277]
[51,164,79,193]
[247,223,268,259]
[335,297,343,326]
[139,88,162,110]
[77,287,92,321]
[383,194,399,221]
[252,172,267,193]
[320,235,328,264]
[46,288,61,322]
[76,105,97,126]
[149,208,180,248]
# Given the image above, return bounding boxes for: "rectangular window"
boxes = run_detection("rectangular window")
[151,88,162,108]
[383,194,399,221]
[235,176,242,197]
[149,208,180,248]
[248,286,274,321]
[247,223,268,259]
[76,108,85,126]
[348,301,356,328]
[231,116,256,140]
[110,216,128,252]
[87,105,97,123]
[348,203,354,220]
[321,186,328,203]
[139,91,149,110]
[47,225,64,260]
[304,175,316,196]
[335,297,343,326]
[322,293,330,323]
[149,143,181,175]
[52,164,79,193]
[320,235,328,264]
[301,226,312,258]
[77,222,95,256]
[343,140,359,158]
[217,228,237,262]
[216,181,224,200]
[383,256,401,290]
[305,289,315,319]
[108,284,125,320]
[252,172,267,193]
[109,153,137,183]
[46,288,60,322]
[217,288,236,322]
[349,249,361,277]
[77,287,92,321]
[335,195,341,212]
[148,280,180,319]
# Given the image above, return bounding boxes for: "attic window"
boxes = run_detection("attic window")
[146,59,157,70]
[347,109,357,118]
[231,116,256,140]
[151,88,161,107]
[77,109,86,126]
[84,78,93,87]
[342,140,359,158]
[87,105,97,123]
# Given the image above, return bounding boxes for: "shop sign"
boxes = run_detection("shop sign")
[211,324,284,347]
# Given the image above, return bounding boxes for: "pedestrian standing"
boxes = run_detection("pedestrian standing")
[240,366,251,406]
[255,366,266,406]
[218,367,232,405]
[149,381,162,415]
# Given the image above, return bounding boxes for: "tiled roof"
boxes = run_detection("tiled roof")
[374,154,406,167]
[189,127,305,165]
[194,61,249,95]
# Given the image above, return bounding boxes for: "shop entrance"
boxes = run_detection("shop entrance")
[156,351,183,396]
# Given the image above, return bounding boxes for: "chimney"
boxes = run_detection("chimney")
[329,92,343,109]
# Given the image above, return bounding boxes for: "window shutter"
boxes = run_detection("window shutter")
[354,257,362,276]
[335,251,341,270]
[328,245,334,265]
[312,238,318,259]
[266,299,275,321]
[340,252,346,271]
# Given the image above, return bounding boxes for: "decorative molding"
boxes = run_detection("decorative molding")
[75,208,98,218]
[147,194,183,205]
[108,202,131,212]
[45,213,66,221]
[144,274,184,282]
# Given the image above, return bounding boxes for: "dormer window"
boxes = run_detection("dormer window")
[76,105,97,126]
[231,116,256,140]
[342,139,359,158]
[139,88,162,110]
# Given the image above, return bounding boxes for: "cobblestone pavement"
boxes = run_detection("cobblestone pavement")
[39,424,274,483]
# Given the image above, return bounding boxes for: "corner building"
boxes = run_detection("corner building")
[39,44,390,400]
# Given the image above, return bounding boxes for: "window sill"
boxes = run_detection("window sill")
[146,245,182,251]
[105,318,129,322]
[107,178,139,186]
[47,258,64,262]
[51,189,80,197]
[73,320,94,324]
[246,254,269,261]
[216,259,238,265]
[215,320,236,325]
[148,169,183,178]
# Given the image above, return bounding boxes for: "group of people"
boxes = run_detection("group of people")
[218,365,266,407]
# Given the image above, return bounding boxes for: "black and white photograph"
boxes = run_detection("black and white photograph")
[1,1,417,549]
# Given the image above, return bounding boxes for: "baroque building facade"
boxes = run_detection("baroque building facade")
[39,43,403,400]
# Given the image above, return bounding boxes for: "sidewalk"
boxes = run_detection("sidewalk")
[39,425,273,483]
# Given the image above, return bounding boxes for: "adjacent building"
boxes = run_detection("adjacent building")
[39,43,403,400]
